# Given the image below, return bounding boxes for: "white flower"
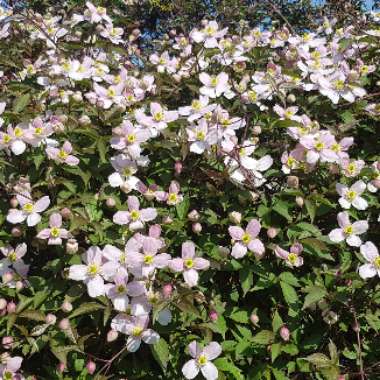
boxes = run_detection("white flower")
[182,341,221,380]
[359,242,380,279]
[336,180,368,210]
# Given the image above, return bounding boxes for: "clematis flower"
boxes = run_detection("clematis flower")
[187,119,218,154]
[100,24,124,45]
[113,196,157,230]
[156,181,184,206]
[105,273,146,312]
[7,192,50,227]
[0,125,28,155]
[168,241,210,287]
[84,2,112,24]
[329,212,368,247]
[336,180,368,210]
[0,243,29,277]
[274,243,304,267]
[114,314,159,352]
[358,241,380,279]
[68,246,112,298]
[36,213,70,245]
[108,154,140,191]
[0,355,24,380]
[228,219,265,259]
[300,131,338,165]
[182,341,222,380]
[190,20,227,48]
[199,72,231,99]
[179,96,216,122]
[340,159,365,177]
[46,141,79,166]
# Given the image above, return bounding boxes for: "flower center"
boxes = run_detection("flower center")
[23,203,34,213]
[14,127,23,138]
[198,354,207,366]
[51,227,60,238]
[374,257,380,269]
[196,131,206,141]
[288,253,298,265]
[315,141,325,151]
[284,110,294,119]
[58,149,68,159]
[123,167,132,177]
[87,263,99,276]
[168,193,178,203]
[334,80,345,91]
[191,100,202,111]
[346,190,357,201]
[248,90,257,102]
[242,233,251,244]
[153,111,164,122]
[8,251,17,262]
[130,210,140,221]
[185,258,194,268]
[144,255,154,265]
[107,88,116,97]
[331,143,341,152]
[127,134,136,143]
[117,284,126,293]
[132,326,143,336]
[347,163,356,174]
[343,225,353,235]
[3,371,13,380]
[2,134,11,143]
[210,77,218,87]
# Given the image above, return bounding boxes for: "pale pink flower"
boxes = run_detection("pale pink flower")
[0,243,29,277]
[359,242,380,279]
[0,356,24,380]
[274,243,304,267]
[182,341,221,380]
[7,192,50,227]
[336,180,368,210]
[187,119,218,154]
[300,131,338,165]
[113,196,157,230]
[168,241,210,287]
[199,72,230,98]
[228,219,265,259]
[341,159,365,177]
[37,213,70,245]
[46,141,79,166]
[84,2,112,24]
[108,154,139,190]
[100,24,124,45]
[190,20,228,48]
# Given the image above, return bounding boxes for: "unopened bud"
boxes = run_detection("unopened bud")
[2,272,13,284]
[0,298,7,310]
[295,196,304,207]
[60,207,72,220]
[72,92,83,102]
[252,125,262,135]
[250,313,259,325]
[249,191,259,202]
[209,310,218,322]
[15,281,23,290]
[46,313,57,325]
[120,182,133,194]
[174,161,183,175]
[7,301,16,314]
[352,321,360,332]
[106,197,116,208]
[57,362,66,373]
[218,245,230,258]
[287,175,299,189]
[79,115,91,126]
[267,227,278,239]
[11,227,22,237]
[86,360,96,375]
[372,179,380,189]
[169,29,176,37]
[162,283,173,299]
[192,222,202,234]
[61,301,73,313]
[188,209,200,222]
[2,336,13,349]
[229,211,242,224]
[107,329,118,342]
[10,197,18,208]
[280,326,290,341]
[287,94,296,103]
[162,215,173,225]
[66,239,78,254]
[59,318,70,330]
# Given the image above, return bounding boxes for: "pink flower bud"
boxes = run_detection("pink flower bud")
[187,209,200,222]
[162,215,173,225]
[107,329,118,342]
[337,375,345,380]
[174,160,183,175]
[9,197,18,208]
[280,326,290,341]
[86,360,96,375]
[7,301,16,314]
[15,281,24,290]
[352,321,360,332]
[58,318,70,330]
[2,271,13,284]
[106,197,116,208]
[120,182,133,194]
[61,301,73,313]
[66,239,78,254]
[60,207,72,220]
[0,298,7,310]
[57,362,66,373]
[287,94,296,103]
[162,283,173,299]
[79,115,91,126]
[250,313,259,325]
[372,179,380,189]
[192,222,202,234]
[46,313,57,325]
[252,125,262,135]
[287,175,299,189]
[267,227,278,239]
[2,336,13,349]
[295,196,304,207]
[11,227,22,237]
[209,310,218,322]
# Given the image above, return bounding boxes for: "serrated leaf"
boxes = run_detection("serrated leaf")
[69,302,104,319]
[252,330,274,345]
[303,286,327,310]
[150,337,170,372]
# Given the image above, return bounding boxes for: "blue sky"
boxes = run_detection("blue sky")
[313,0,375,9]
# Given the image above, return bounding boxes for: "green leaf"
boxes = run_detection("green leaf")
[272,200,292,222]
[252,330,274,345]
[228,309,250,324]
[239,267,253,295]
[150,337,170,372]
[280,281,299,306]
[303,286,327,310]
[176,196,190,220]
[304,199,316,222]
[271,343,282,363]
[272,310,283,333]
[13,93,31,112]
[214,358,244,380]
[18,310,46,322]
[69,302,104,319]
